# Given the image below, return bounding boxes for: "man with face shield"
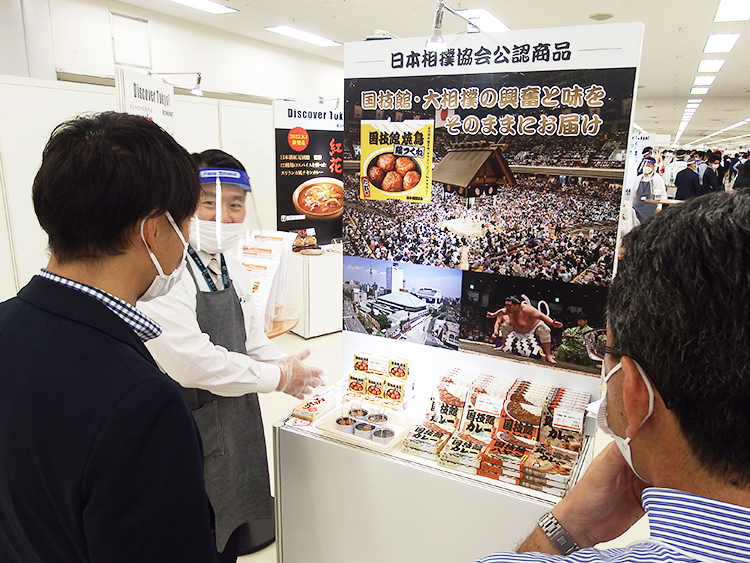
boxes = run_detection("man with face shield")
[0,112,216,561]
[480,190,750,562]
[631,155,668,224]
[138,149,324,562]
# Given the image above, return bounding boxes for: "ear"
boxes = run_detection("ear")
[137,214,162,254]
[619,356,658,439]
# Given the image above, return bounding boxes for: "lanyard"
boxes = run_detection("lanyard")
[187,245,230,292]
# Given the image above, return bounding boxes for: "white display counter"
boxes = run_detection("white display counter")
[274,418,579,563]
[273,333,601,563]
[284,250,343,339]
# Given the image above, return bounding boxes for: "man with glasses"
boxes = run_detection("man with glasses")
[481,189,750,562]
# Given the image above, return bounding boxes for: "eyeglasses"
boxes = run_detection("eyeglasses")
[581,328,609,362]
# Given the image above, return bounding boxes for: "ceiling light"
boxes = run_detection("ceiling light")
[685,104,700,109]
[691,87,710,95]
[190,73,203,96]
[425,0,447,52]
[455,9,509,32]
[704,33,741,53]
[687,99,703,103]
[265,25,341,47]
[693,76,716,86]
[425,0,479,52]
[714,0,750,22]
[589,13,614,21]
[698,59,725,73]
[167,0,236,14]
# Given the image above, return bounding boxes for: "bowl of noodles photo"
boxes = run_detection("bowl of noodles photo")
[292,177,344,220]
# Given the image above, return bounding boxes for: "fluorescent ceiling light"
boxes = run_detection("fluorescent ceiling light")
[698,59,725,73]
[693,75,716,86]
[455,9,510,32]
[265,25,341,47]
[691,87,710,95]
[687,99,703,103]
[685,104,700,109]
[704,33,741,53]
[168,0,236,14]
[714,0,750,22]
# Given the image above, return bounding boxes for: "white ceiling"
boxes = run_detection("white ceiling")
[119,0,750,149]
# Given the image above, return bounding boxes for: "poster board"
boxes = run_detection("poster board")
[274,100,344,244]
[114,66,176,135]
[343,22,643,376]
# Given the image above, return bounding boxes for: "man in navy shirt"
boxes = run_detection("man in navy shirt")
[481,190,750,562]
[673,156,701,200]
[0,113,217,562]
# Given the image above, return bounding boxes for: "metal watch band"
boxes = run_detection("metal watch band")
[537,511,580,555]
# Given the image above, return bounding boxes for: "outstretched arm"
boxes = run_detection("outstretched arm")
[521,304,562,328]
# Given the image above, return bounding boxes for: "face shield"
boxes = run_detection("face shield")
[190,168,252,254]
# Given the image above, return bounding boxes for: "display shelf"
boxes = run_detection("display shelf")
[274,384,595,563]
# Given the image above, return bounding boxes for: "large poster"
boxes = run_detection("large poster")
[343,23,643,374]
[274,100,344,245]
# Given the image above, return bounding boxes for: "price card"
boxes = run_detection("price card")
[474,394,505,416]
[552,408,584,432]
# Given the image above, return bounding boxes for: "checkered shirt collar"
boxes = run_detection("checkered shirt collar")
[38,270,162,342]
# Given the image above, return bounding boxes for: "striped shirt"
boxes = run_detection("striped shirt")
[38,270,162,342]
[479,487,750,563]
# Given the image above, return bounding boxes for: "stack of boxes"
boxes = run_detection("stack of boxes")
[402,367,590,497]
[347,351,412,410]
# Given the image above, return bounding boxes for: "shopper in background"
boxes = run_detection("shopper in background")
[733,160,750,190]
[673,156,701,200]
[138,149,324,563]
[0,112,216,562]
[701,153,724,194]
[695,150,708,186]
[727,153,740,185]
[481,190,750,563]
[631,155,667,224]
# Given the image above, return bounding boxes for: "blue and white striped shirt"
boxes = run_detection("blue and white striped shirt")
[38,270,162,342]
[479,487,750,563]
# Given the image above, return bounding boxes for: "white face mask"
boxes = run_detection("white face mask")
[138,212,188,302]
[188,218,244,255]
[642,165,654,175]
[711,164,720,170]
[596,360,654,482]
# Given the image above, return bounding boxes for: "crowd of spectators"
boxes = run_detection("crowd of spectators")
[344,173,619,286]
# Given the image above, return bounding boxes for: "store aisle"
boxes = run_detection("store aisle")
[238,330,343,563]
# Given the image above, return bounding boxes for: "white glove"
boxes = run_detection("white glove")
[276,349,325,400]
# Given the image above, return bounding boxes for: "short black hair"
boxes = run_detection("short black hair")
[707,153,721,164]
[576,312,588,321]
[33,112,199,263]
[608,190,750,485]
[192,149,246,172]
[505,295,522,305]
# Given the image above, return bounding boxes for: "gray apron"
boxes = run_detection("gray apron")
[633,178,657,223]
[183,262,274,552]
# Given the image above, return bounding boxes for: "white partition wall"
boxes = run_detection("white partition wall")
[0,74,281,301]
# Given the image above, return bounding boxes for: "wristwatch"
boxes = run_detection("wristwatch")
[537,511,579,555]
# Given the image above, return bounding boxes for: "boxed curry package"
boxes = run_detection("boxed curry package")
[402,367,591,497]
[348,351,414,409]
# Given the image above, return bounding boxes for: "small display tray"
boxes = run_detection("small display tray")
[314,407,416,453]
